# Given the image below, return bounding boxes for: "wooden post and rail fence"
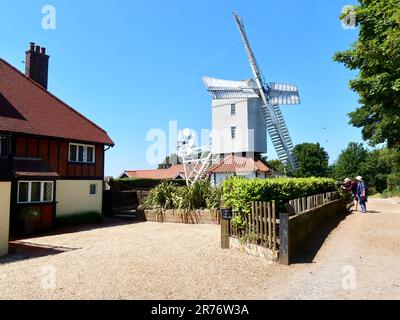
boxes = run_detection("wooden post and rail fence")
[221,191,346,265]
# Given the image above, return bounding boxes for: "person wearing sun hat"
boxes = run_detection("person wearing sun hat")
[356,176,367,213]
[342,178,359,212]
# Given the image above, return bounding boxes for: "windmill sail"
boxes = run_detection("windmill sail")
[232,12,299,170]
[268,82,301,105]
[263,105,297,168]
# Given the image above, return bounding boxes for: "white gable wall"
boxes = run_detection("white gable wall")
[211,98,267,155]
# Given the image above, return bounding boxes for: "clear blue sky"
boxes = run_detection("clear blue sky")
[0,0,362,177]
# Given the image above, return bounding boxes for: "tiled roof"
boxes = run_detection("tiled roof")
[0,58,114,145]
[122,164,185,180]
[209,155,272,174]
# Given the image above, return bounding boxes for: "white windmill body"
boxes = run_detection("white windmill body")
[203,13,301,171]
[179,13,300,186]
[205,79,267,156]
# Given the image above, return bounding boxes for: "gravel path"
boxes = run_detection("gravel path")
[0,198,399,300]
[264,198,400,300]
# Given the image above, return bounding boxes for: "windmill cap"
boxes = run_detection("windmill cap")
[356,176,363,181]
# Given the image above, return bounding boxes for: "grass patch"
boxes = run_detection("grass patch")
[56,211,103,227]
[369,193,384,199]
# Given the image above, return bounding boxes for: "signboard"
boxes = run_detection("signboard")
[221,208,233,220]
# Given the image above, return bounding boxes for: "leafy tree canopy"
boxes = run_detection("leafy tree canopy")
[267,159,287,175]
[157,153,181,169]
[331,142,392,193]
[293,143,329,178]
[334,0,400,148]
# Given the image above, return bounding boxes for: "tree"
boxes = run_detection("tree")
[331,142,391,193]
[331,142,368,181]
[268,159,289,175]
[157,153,181,169]
[293,143,329,178]
[334,0,400,148]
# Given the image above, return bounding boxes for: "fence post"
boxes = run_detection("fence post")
[221,218,230,249]
[272,201,277,251]
[220,205,232,250]
[279,211,290,265]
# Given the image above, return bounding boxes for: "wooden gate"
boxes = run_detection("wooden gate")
[222,201,278,251]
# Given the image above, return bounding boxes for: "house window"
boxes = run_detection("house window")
[231,126,237,140]
[18,181,54,204]
[231,104,236,115]
[69,143,95,163]
[90,184,97,195]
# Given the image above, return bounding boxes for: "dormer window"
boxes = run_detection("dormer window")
[69,143,95,163]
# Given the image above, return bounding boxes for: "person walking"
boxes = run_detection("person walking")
[356,176,367,213]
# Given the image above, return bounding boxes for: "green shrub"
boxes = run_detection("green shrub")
[144,181,176,210]
[206,185,223,211]
[110,178,186,191]
[144,180,222,211]
[387,173,400,192]
[223,177,337,213]
[56,211,103,227]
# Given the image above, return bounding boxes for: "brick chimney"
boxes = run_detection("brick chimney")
[25,42,50,89]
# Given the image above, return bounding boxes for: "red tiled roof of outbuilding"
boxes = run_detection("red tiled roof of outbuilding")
[122,164,186,180]
[209,155,272,174]
[0,58,114,145]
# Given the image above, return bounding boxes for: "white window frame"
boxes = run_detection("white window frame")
[89,184,97,195]
[231,104,236,116]
[17,181,54,204]
[68,143,96,164]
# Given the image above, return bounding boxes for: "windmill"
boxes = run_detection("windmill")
[203,13,301,171]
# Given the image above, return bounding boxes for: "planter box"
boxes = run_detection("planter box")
[142,209,220,225]
[229,237,278,262]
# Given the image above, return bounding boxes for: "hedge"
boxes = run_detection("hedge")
[109,178,187,191]
[56,211,103,227]
[223,177,338,213]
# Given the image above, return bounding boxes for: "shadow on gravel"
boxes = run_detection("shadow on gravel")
[366,210,380,214]
[0,241,79,266]
[290,211,352,264]
[10,217,143,242]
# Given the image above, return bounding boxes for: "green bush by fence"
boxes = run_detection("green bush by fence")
[144,180,223,211]
[109,178,187,191]
[223,177,338,213]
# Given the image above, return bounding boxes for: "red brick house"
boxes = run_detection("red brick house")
[0,43,114,247]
